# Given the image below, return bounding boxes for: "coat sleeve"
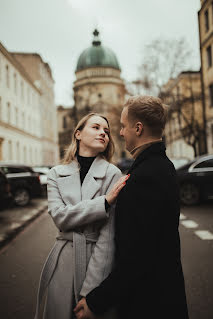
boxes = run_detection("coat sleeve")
[80,171,122,297]
[47,169,108,232]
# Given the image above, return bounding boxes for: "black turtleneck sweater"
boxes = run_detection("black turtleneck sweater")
[77,153,96,184]
[77,153,110,210]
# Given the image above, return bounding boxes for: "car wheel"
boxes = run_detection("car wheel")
[180,183,200,205]
[14,188,30,206]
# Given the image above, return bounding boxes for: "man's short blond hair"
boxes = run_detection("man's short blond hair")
[124,95,167,137]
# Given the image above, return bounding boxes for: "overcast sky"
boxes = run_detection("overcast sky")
[0,0,201,106]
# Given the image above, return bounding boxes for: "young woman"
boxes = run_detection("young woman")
[34,113,129,319]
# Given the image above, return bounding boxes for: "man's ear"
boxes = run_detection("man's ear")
[75,130,81,140]
[135,122,143,136]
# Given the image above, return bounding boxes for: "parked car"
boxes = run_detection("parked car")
[0,169,13,210]
[0,163,42,206]
[32,166,50,195]
[117,158,134,174]
[170,157,189,170]
[176,154,213,205]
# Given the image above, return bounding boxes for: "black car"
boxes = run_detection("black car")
[176,154,213,205]
[0,163,42,207]
[0,169,13,210]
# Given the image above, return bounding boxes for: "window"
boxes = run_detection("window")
[23,146,26,162]
[22,112,25,129]
[212,2,213,25]
[6,65,9,88]
[207,45,212,68]
[205,9,209,32]
[27,87,30,105]
[21,81,24,99]
[14,73,17,94]
[195,159,213,169]
[15,107,18,125]
[209,84,213,107]
[8,141,12,160]
[16,142,20,161]
[211,124,213,147]
[63,116,67,129]
[7,102,10,123]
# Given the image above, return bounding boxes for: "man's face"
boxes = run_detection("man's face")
[120,107,137,152]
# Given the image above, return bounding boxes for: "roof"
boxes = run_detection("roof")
[76,29,120,72]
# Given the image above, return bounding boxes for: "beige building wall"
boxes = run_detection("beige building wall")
[0,42,43,165]
[198,0,213,153]
[11,53,59,165]
[163,71,203,160]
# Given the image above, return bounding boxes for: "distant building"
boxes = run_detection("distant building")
[0,42,43,165]
[57,105,73,159]
[198,0,213,153]
[162,71,205,160]
[11,52,59,165]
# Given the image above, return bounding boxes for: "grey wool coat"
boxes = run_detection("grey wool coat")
[34,156,122,319]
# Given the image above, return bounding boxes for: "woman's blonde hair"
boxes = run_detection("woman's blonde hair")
[62,113,115,164]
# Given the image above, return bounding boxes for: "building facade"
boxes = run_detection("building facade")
[0,42,43,165]
[163,71,205,160]
[57,105,73,159]
[198,0,213,153]
[11,52,59,166]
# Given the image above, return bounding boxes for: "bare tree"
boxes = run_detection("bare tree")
[162,73,206,157]
[131,38,191,96]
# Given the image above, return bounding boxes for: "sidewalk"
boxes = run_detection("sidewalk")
[0,198,47,248]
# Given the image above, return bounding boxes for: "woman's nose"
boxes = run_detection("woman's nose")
[100,130,105,136]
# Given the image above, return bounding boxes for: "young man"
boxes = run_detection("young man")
[75,96,189,319]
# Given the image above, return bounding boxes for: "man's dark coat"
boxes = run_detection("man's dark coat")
[86,142,189,319]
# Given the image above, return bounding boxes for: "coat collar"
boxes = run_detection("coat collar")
[56,156,109,179]
[128,142,166,173]
[56,156,110,203]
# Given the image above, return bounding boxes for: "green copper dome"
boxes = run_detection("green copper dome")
[76,29,120,72]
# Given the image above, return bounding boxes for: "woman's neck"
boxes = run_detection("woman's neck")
[78,148,98,157]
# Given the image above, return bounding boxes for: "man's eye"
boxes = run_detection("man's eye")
[93,126,99,129]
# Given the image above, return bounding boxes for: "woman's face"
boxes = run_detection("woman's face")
[76,116,110,156]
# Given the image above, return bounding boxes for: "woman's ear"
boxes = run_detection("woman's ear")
[75,130,81,141]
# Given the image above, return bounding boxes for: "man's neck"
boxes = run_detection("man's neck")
[130,138,162,160]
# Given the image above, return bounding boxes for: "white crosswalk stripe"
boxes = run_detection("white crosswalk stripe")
[181,220,198,229]
[194,230,213,240]
[180,213,186,220]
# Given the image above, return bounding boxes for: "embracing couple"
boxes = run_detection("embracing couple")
[34,95,189,319]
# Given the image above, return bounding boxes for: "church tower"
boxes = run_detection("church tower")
[73,29,126,161]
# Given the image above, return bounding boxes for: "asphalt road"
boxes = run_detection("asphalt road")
[0,204,212,319]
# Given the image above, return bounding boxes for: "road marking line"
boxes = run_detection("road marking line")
[20,215,32,221]
[0,234,6,241]
[180,213,186,220]
[181,220,198,228]
[9,223,21,230]
[194,230,213,240]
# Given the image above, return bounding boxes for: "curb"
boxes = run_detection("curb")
[0,204,48,249]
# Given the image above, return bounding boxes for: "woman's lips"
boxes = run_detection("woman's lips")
[96,138,105,143]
